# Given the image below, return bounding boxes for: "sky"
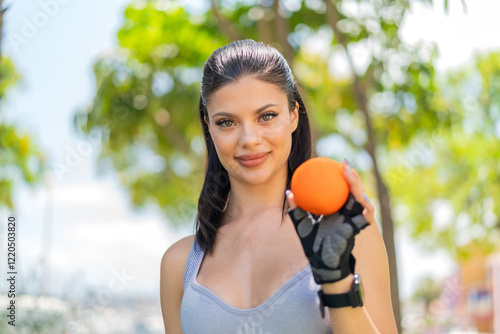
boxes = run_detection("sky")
[1,0,499,313]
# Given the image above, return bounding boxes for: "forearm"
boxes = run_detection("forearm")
[322,274,381,334]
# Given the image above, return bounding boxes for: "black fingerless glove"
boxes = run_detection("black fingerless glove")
[287,193,369,285]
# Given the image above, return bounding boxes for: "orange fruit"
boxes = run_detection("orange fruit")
[290,157,350,215]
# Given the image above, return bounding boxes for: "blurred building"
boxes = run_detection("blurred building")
[488,253,500,334]
[403,248,500,334]
[450,248,500,333]
[459,253,493,332]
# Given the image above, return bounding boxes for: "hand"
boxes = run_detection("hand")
[340,159,376,225]
[285,160,373,284]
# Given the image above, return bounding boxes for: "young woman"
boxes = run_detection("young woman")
[160,39,397,333]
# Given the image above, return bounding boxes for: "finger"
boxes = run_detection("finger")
[342,161,376,224]
[362,204,376,224]
[342,162,365,201]
[285,189,298,211]
[362,193,375,216]
[350,187,375,224]
[342,159,361,181]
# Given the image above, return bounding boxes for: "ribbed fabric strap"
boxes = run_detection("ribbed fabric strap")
[183,239,202,291]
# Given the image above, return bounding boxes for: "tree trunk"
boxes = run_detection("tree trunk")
[210,0,244,42]
[256,7,273,45]
[325,1,402,332]
[272,0,294,66]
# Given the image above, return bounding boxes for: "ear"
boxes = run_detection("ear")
[291,101,299,133]
[204,115,210,129]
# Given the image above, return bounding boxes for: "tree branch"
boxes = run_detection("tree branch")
[149,113,193,154]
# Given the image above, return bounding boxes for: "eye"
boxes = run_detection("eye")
[215,119,234,128]
[261,112,278,121]
[214,112,278,128]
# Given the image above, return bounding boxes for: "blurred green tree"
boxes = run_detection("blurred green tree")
[386,50,500,259]
[75,1,477,330]
[412,276,442,313]
[0,2,47,210]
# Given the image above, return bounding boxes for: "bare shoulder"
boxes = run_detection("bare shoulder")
[160,234,196,334]
[161,234,196,277]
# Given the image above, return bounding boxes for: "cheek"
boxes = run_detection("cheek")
[272,119,293,143]
[211,133,233,158]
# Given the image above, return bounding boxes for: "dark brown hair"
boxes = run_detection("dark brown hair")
[196,39,313,254]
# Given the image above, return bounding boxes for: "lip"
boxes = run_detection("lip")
[236,152,269,161]
[236,152,270,167]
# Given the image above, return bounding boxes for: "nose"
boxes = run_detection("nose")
[238,122,262,148]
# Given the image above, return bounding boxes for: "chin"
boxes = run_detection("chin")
[242,170,277,185]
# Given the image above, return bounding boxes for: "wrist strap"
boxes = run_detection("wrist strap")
[318,289,352,306]
[318,289,352,318]
[317,274,364,318]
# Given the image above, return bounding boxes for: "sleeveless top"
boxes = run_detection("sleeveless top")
[180,238,333,334]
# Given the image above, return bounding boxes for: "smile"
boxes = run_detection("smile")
[236,152,269,167]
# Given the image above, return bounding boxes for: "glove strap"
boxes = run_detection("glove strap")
[349,254,356,274]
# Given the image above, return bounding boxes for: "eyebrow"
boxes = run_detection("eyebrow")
[211,103,279,118]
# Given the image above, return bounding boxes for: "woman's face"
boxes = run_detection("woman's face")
[205,76,299,187]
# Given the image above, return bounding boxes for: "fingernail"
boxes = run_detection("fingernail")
[342,159,353,176]
[285,190,291,197]
[343,163,353,175]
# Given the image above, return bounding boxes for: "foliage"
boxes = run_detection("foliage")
[386,51,500,259]
[75,0,443,230]
[74,3,229,224]
[0,56,47,210]
[0,57,21,98]
[76,1,496,330]
[412,276,442,310]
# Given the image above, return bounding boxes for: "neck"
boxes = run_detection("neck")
[224,169,289,225]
